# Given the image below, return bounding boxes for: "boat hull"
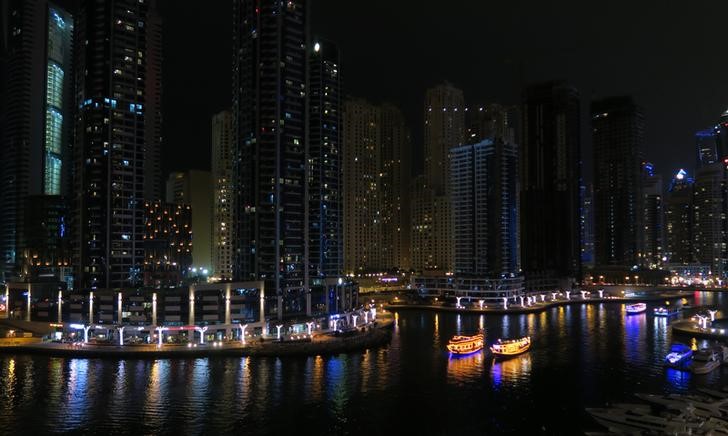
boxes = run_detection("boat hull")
[490,337,531,359]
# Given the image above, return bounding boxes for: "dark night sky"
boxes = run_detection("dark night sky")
[160,0,728,183]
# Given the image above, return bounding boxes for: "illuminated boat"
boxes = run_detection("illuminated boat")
[446,331,484,355]
[664,343,693,369]
[653,306,679,317]
[490,336,531,358]
[625,303,647,314]
[691,348,721,374]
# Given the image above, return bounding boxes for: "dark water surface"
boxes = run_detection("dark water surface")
[1,291,727,435]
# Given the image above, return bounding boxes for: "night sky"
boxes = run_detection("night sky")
[160,0,728,183]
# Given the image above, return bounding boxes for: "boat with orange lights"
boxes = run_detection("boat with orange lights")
[446,331,484,355]
[490,336,531,358]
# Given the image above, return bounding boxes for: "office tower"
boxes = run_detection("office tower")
[641,162,663,269]
[693,162,728,276]
[450,139,520,277]
[696,128,718,168]
[410,175,435,272]
[144,0,163,201]
[233,0,308,316]
[665,169,694,265]
[211,110,234,281]
[19,195,71,282]
[142,200,192,287]
[165,170,213,271]
[466,103,518,145]
[0,1,74,281]
[424,83,465,194]
[380,103,411,271]
[581,185,595,267]
[343,99,381,274]
[592,96,645,268]
[418,83,465,273]
[73,0,161,290]
[521,81,581,286]
[309,40,343,280]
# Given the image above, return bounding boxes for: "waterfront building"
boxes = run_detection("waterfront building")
[664,169,694,265]
[581,185,595,268]
[211,110,234,281]
[0,1,74,282]
[520,81,581,288]
[380,104,411,271]
[641,162,664,269]
[423,83,465,274]
[343,99,382,274]
[73,0,162,290]
[693,162,728,277]
[142,200,192,287]
[309,40,343,280]
[165,171,213,272]
[592,96,645,269]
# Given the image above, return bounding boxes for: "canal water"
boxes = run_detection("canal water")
[1,291,727,435]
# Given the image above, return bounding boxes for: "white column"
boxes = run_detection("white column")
[259,281,268,336]
[225,285,231,325]
[57,290,63,322]
[502,297,508,310]
[118,326,125,346]
[519,296,524,306]
[88,291,94,324]
[306,321,314,335]
[83,325,91,343]
[352,315,358,326]
[276,324,283,340]
[551,292,557,301]
[565,291,570,300]
[26,283,31,322]
[117,292,123,324]
[152,293,157,326]
[188,285,195,325]
[4,284,8,319]
[238,324,248,345]
[709,310,718,322]
[598,289,604,298]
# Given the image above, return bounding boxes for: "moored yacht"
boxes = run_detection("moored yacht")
[490,336,531,358]
[664,343,693,369]
[625,303,647,314]
[446,331,484,355]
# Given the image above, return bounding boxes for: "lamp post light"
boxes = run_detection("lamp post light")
[709,310,718,322]
[118,326,125,346]
[238,324,248,345]
[155,326,167,346]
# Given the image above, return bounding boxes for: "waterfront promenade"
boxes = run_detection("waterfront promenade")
[385,289,689,315]
[0,316,394,358]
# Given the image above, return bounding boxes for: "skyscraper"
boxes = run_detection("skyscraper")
[343,99,381,274]
[450,139,520,278]
[211,110,234,281]
[0,0,74,281]
[592,96,645,269]
[73,0,161,289]
[380,103,411,271]
[144,0,163,201]
[665,169,694,265]
[580,185,595,268]
[696,128,718,168]
[309,40,343,280]
[233,0,308,316]
[693,162,728,276]
[641,162,663,269]
[521,81,581,287]
[416,83,465,273]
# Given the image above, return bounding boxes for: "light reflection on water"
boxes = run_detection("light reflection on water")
[1,292,728,434]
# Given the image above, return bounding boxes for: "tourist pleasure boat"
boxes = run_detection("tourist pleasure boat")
[446,331,484,355]
[664,343,693,369]
[625,303,647,314]
[490,336,531,358]
[654,306,680,317]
